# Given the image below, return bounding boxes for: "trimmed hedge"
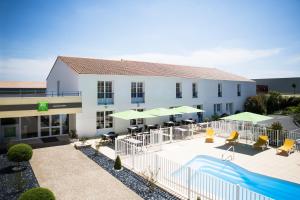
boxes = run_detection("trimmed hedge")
[7,143,33,163]
[18,187,55,200]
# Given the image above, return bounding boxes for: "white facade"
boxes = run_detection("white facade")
[47,60,256,137]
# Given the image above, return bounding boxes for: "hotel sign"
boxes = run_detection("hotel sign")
[37,101,48,112]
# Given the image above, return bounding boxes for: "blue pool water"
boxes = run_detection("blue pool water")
[173,155,300,200]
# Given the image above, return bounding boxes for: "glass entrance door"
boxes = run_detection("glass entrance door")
[40,115,61,137]
[40,115,50,137]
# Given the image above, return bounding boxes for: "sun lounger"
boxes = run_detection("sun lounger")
[253,135,269,150]
[205,128,214,143]
[277,139,295,156]
[225,131,239,144]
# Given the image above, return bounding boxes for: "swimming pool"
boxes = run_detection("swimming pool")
[173,155,300,200]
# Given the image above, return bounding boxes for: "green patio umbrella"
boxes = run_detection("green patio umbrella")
[172,106,205,114]
[220,112,272,124]
[143,107,183,116]
[109,110,155,120]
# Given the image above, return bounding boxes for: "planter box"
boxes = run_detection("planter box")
[74,142,92,149]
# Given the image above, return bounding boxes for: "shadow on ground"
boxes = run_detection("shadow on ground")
[215,143,268,156]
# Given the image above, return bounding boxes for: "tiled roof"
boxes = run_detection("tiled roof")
[0,81,46,89]
[58,56,253,82]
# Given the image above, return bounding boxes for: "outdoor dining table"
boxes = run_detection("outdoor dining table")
[164,121,175,127]
[128,126,137,134]
[174,127,189,139]
[146,124,157,130]
[183,119,195,124]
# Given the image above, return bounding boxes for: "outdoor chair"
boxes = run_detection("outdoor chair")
[253,135,269,150]
[277,139,296,156]
[225,131,239,144]
[205,128,215,143]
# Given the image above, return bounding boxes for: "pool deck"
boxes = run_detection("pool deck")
[155,136,300,184]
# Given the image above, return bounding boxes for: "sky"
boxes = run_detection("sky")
[1,0,300,81]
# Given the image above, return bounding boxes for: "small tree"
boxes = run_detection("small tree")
[142,166,160,193]
[292,83,296,94]
[18,187,55,200]
[7,144,33,171]
[114,155,122,170]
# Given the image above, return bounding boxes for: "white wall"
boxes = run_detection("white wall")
[46,59,79,93]
[75,74,256,137]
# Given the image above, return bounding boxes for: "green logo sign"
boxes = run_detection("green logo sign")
[37,101,48,111]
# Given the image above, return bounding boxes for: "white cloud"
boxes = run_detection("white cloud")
[0,58,54,81]
[112,48,282,67]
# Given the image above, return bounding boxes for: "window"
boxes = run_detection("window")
[97,81,113,104]
[195,105,203,122]
[40,115,50,137]
[131,82,144,103]
[96,111,114,129]
[218,83,222,97]
[130,109,144,125]
[237,84,241,96]
[192,83,198,98]
[61,114,69,135]
[226,103,233,114]
[21,116,38,139]
[176,83,182,98]
[1,118,18,138]
[214,103,222,114]
[51,115,60,135]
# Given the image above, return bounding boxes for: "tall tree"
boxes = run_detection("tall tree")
[292,83,296,94]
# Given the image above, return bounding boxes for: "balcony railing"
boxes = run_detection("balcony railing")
[176,92,182,98]
[0,90,81,97]
[193,92,198,98]
[131,92,145,104]
[98,92,114,105]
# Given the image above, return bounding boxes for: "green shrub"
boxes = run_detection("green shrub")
[7,143,33,163]
[211,114,220,121]
[266,91,282,114]
[270,121,283,131]
[18,187,55,200]
[114,155,122,170]
[244,95,267,114]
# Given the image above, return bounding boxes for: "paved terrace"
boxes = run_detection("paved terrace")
[30,144,142,200]
[155,136,300,184]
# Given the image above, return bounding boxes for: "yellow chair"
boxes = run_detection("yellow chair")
[253,135,269,150]
[225,131,239,143]
[205,128,214,143]
[277,139,295,156]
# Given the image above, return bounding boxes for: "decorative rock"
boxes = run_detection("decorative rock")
[80,147,179,200]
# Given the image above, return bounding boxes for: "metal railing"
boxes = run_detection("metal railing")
[0,90,81,97]
[131,92,145,103]
[97,92,114,105]
[222,145,235,161]
[176,92,182,98]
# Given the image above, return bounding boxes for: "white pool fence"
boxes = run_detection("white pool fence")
[114,120,300,199]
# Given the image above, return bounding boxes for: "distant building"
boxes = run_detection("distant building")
[253,77,300,94]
